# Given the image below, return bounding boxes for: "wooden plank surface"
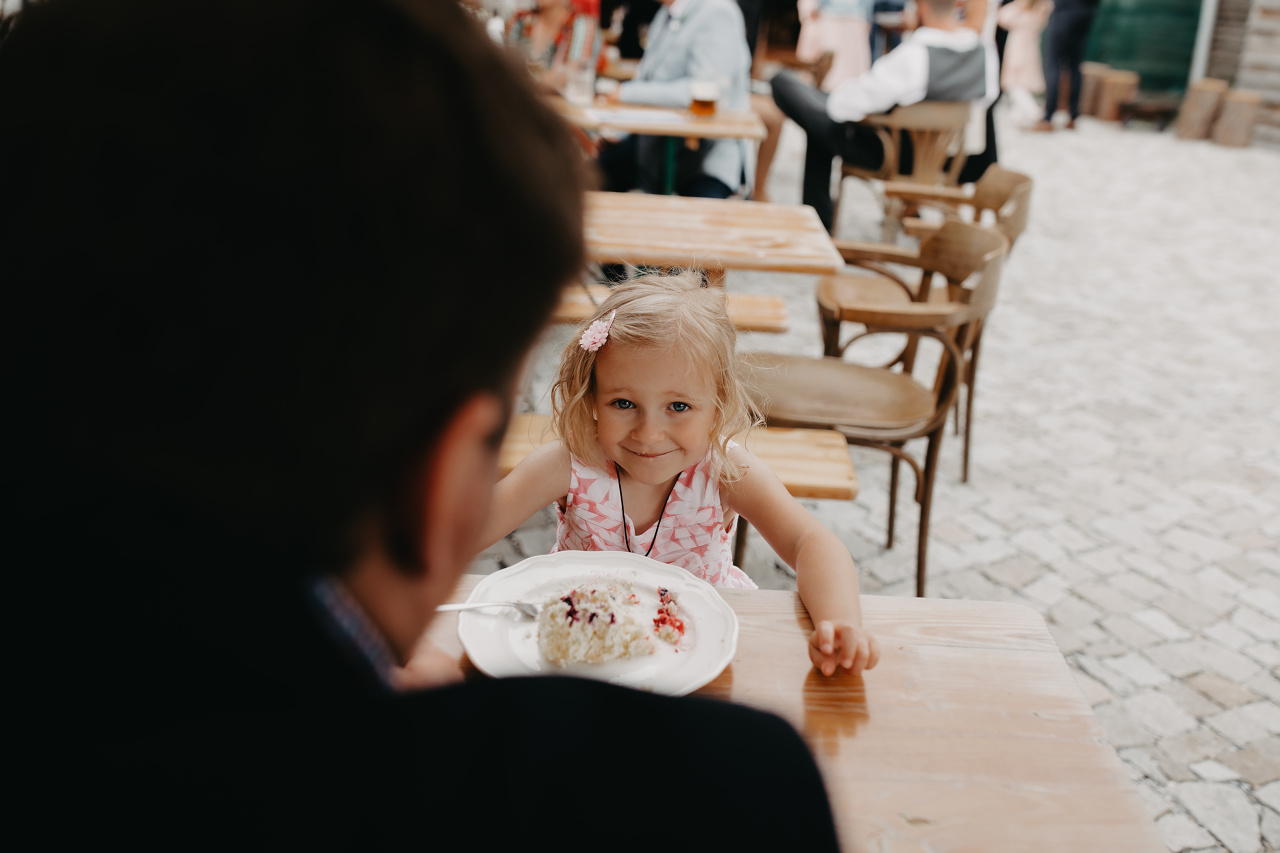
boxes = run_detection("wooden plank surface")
[426,582,1167,853]
[585,191,844,276]
[554,284,789,332]
[500,413,857,501]
[551,96,767,140]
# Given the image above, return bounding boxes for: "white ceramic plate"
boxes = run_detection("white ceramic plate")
[458,551,738,696]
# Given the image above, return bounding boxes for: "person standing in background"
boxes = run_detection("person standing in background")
[997,0,1053,128]
[506,0,602,93]
[1032,0,1097,130]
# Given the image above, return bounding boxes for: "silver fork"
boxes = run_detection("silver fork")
[436,600,540,619]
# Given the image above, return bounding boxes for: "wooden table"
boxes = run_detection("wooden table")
[585,191,844,284]
[427,582,1167,853]
[555,283,790,332]
[552,96,766,195]
[552,97,767,141]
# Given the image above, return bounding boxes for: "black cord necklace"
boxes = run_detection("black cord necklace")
[614,461,678,558]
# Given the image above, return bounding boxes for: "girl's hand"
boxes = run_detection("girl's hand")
[809,621,879,676]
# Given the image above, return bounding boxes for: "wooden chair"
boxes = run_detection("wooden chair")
[824,167,1031,482]
[832,100,971,240]
[745,221,1008,595]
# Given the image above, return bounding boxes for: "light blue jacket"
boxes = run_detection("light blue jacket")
[619,0,753,192]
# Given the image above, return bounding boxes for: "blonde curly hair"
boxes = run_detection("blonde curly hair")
[552,272,762,482]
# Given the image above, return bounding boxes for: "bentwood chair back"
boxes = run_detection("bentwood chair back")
[833,100,971,239]
[745,221,1008,595]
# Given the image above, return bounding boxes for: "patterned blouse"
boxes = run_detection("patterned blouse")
[552,442,758,589]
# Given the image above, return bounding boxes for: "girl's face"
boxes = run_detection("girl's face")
[593,341,718,487]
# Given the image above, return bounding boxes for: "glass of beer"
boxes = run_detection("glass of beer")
[689,79,720,117]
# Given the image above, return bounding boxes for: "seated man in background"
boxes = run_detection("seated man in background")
[771,0,988,231]
[598,0,753,198]
[4,0,840,846]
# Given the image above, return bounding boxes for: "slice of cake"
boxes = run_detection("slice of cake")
[538,584,654,666]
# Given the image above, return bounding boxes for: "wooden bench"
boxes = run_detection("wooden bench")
[500,413,859,564]
[554,284,789,333]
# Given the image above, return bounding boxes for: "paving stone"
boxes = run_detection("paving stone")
[1102,613,1164,649]
[1162,681,1227,719]
[1158,812,1219,852]
[932,521,975,546]
[1261,807,1279,850]
[979,555,1044,589]
[1172,782,1261,853]
[1111,572,1172,604]
[1161,729,1237,770]
[1093,515,1163,555]
[1094,699,1159,748]
[1191,759,1242,781]
[1127,691,1202,738]
[1233,607,1280,642]
[1023,572,1071,607]
[1217,738,1280,786]
[1245,674,1280,704]
[1260,782,1280,814]
[1048,594,1103,628]
[1076,581,1144,615]
[1071,665,1117,706]
[1198,566,1249,599]
[1193,640,1266,683]
[1137,608,1194,641]
[1106,653,1172,687]
[1166,528,1243,563]
[1121,746,1170,782]
[1191,673,1261,709]
[1206,620,1259,651]
[1156,593,1225,632]
[1244,642,1280,668]
[1136,777,1176,821]
[1077,654,1138,696]
[1206,703,1280,749]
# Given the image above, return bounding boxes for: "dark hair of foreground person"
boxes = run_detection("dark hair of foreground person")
[3,1,841,848]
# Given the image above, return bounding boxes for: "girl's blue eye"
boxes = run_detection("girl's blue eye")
[611,399,635,410]
[670,402,690,412]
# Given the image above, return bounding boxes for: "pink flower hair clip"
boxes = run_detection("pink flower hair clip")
[579,309,617,353]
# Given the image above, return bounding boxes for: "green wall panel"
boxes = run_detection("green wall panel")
[1085,0,1202,92]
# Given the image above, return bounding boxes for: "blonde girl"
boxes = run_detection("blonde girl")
[480,274,879,676]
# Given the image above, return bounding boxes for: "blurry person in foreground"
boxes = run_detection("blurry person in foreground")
[3,0,841,846]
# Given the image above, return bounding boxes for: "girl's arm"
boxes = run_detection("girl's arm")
[476,439,573,553]
[721,444,879,676]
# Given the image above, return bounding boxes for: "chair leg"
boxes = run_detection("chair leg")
[820,311,841,357]
[962,335,983,484]
[733,517,749,567]
[887,454,900,549]
[916,429,945,597]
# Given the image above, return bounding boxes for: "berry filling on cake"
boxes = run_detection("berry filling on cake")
[537,582,688,666]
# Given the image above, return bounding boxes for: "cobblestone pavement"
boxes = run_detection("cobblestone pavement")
[476,107,1280,853]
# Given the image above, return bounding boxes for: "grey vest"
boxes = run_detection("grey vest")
[925,45,987,101]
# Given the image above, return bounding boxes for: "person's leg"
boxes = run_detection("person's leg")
[597,133,641,193]
[678,174,734,199]
[1063,8,1097,123]
[956,102,997,183]
[770,70,841,229]
[750,92,784,201]
[1037,12,1064,127]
